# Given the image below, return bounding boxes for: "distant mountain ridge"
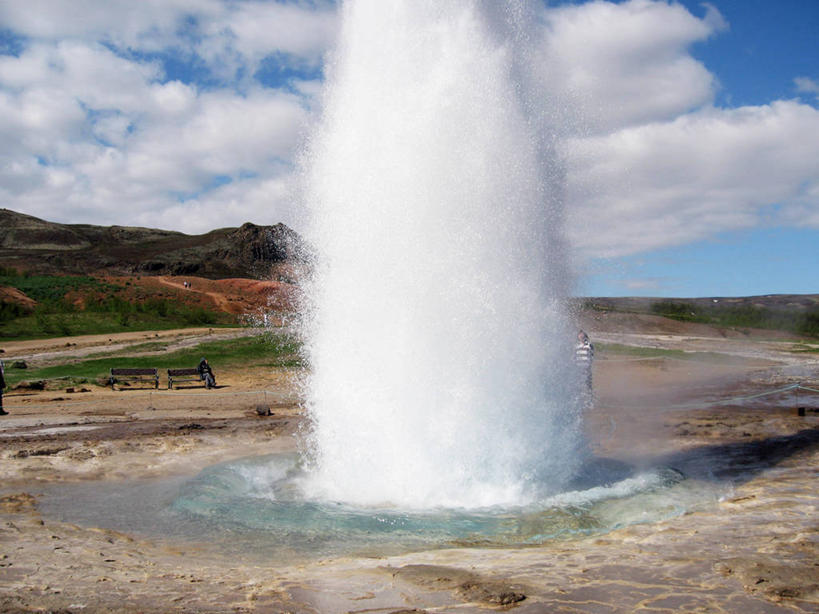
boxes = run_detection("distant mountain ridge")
[0,208,306,279]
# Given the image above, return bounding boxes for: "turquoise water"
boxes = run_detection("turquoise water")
[39,452,724,563]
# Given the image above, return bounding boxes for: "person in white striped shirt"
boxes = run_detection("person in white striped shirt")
[574,329,594,396]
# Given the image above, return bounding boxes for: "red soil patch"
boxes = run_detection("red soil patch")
[0,285,36,309]
[108,275,300,317]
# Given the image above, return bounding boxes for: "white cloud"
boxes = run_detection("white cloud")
[534,0,723,134]
[135,174,302,234]
[0,1,224,58]
[0,0,327,232]
[120,88,309,188]
[291,79,324,100]
[5,81,312,229]
[0,1,337,80]
[149,81,198,116]
[566,101,819,258]
[795,76,819,100]
[514,1,819,264]
[226,1,338,64]
[0,40,161,157]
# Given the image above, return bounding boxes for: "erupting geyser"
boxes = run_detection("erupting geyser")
[300,0,582,508]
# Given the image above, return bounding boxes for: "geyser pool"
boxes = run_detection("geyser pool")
[40,453,726,563]
[299,0,581,509]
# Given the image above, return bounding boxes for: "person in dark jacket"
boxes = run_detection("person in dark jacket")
[197,357,216,389]
[0,360,7,415]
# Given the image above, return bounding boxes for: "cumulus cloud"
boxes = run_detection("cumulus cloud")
[0,80,310,229]
[0,0,334,231]
[0,0,206,47]
[0,1,336,67]
[539,1,819,261]
[533,0,723,134]
[795,76,819,100]
[135,173,302,234]
[565,100,819,258]
[225,1,338,65]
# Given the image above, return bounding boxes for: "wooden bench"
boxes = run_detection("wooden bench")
[109,368,159,390]
[167,368,206,389]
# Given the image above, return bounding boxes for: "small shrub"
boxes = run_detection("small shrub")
[182,306,217,325]
[35,309,53,334]
[797,310,819,337]
[651,301,701,321]
[0,301,29,322]
[54,314,72,336]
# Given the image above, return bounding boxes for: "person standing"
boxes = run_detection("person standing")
[0,360,7,415]
[574,329,594,394]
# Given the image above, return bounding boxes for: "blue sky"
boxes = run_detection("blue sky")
[0,0,817,298]
[678,0,818,107]
[552,0,818,297]
[577,0,819,297]
[583,227,817,297]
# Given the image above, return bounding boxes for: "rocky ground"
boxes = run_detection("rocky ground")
[1,323,818,613]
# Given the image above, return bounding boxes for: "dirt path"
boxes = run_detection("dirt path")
[0,327,253,368]
[156,275,233,313]
[1,328,221,355]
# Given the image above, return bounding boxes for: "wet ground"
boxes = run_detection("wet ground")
[1,328,818,612]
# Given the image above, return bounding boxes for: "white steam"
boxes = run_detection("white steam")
[299,0,582,509]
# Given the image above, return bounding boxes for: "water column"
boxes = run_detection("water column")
[300,0,581,509]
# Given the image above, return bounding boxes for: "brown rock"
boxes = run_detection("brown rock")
[0,493,37,513]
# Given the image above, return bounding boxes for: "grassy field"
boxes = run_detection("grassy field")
[0,271,232,340]
[648,301,819,336]
[580,297,819,338]
[0,309,233,340]
[3,333,303,389]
